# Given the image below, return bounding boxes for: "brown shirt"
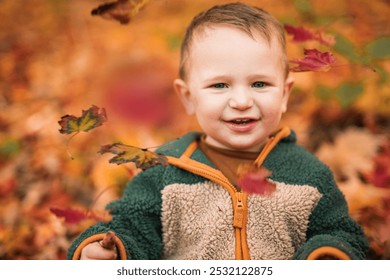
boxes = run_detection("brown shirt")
[198,136,260,187]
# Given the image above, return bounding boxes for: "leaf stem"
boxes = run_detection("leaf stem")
[66,132,79,160]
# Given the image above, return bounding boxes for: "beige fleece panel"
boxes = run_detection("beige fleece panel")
[161,181,322,260]
[246,181,322,259]
[161,182,236,260]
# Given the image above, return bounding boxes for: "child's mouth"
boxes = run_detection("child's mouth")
[225,118,258,132]
[229,119,255,125]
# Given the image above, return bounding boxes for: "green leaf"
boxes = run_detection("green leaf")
[365,37,390,60]
[335,82,364,108]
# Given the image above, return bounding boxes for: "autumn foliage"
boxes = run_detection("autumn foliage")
[0,0,389,260]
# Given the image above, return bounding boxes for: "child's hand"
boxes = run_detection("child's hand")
[80,231,118,260]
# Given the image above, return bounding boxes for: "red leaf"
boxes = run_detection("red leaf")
[285,24,316,42]
[284,24,335,46]
[290,49,336,72]
[50,207,110,224]
[50,207,88,224]
[237,165,275,195]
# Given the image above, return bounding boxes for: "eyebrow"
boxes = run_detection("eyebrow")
[247,73,274,80]
[202,73,274,83]
[202,75,232,83]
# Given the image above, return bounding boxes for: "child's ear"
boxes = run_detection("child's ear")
[173,78,195,115]
[281,76,294,113]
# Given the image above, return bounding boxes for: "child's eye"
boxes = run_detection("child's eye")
[211,83,228,89]
[252,81,266,88]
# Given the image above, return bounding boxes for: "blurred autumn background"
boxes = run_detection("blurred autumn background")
[0,0,389,260]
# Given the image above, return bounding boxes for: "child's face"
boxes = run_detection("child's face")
[174,25,293,152]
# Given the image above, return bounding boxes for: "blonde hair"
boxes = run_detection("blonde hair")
[179,2,288,80]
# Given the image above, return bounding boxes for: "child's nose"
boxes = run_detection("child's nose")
[228,89,254,110]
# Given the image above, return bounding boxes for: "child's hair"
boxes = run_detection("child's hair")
[179,2,288,80]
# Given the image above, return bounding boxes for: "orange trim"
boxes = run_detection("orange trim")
[72,233,127,260]
[234,228,242,259]
[240,192,250,260]
[307,246,351,260]
[254,127,290,167]
[182,141,198,158]
[167,156,236,197]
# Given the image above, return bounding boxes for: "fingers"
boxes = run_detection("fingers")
[80,241,117,260]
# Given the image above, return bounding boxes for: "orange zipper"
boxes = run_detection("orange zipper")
[167,151,250,260]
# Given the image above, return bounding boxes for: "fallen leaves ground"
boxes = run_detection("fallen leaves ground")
[0,0,389,259]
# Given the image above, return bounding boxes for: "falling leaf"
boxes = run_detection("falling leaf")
[284,24,335,46]
[100,231,116,250]
[237,165,275,195]
[58,105,107,135]
[91,0,150,25]
[285,24,314,42]
[49,207,89,224]
[58,105,107,159]
[98,142,168,170]
[49,207,110,224]
[290,48,336,72]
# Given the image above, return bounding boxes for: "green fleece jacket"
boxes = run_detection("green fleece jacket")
[67,129,368,260]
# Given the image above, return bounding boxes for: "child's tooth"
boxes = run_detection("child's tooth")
[233,119,250,124]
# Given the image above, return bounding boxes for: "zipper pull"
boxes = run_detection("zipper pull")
[233,192,244,228]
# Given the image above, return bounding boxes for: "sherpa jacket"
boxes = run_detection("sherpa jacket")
[68,127,368,260]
